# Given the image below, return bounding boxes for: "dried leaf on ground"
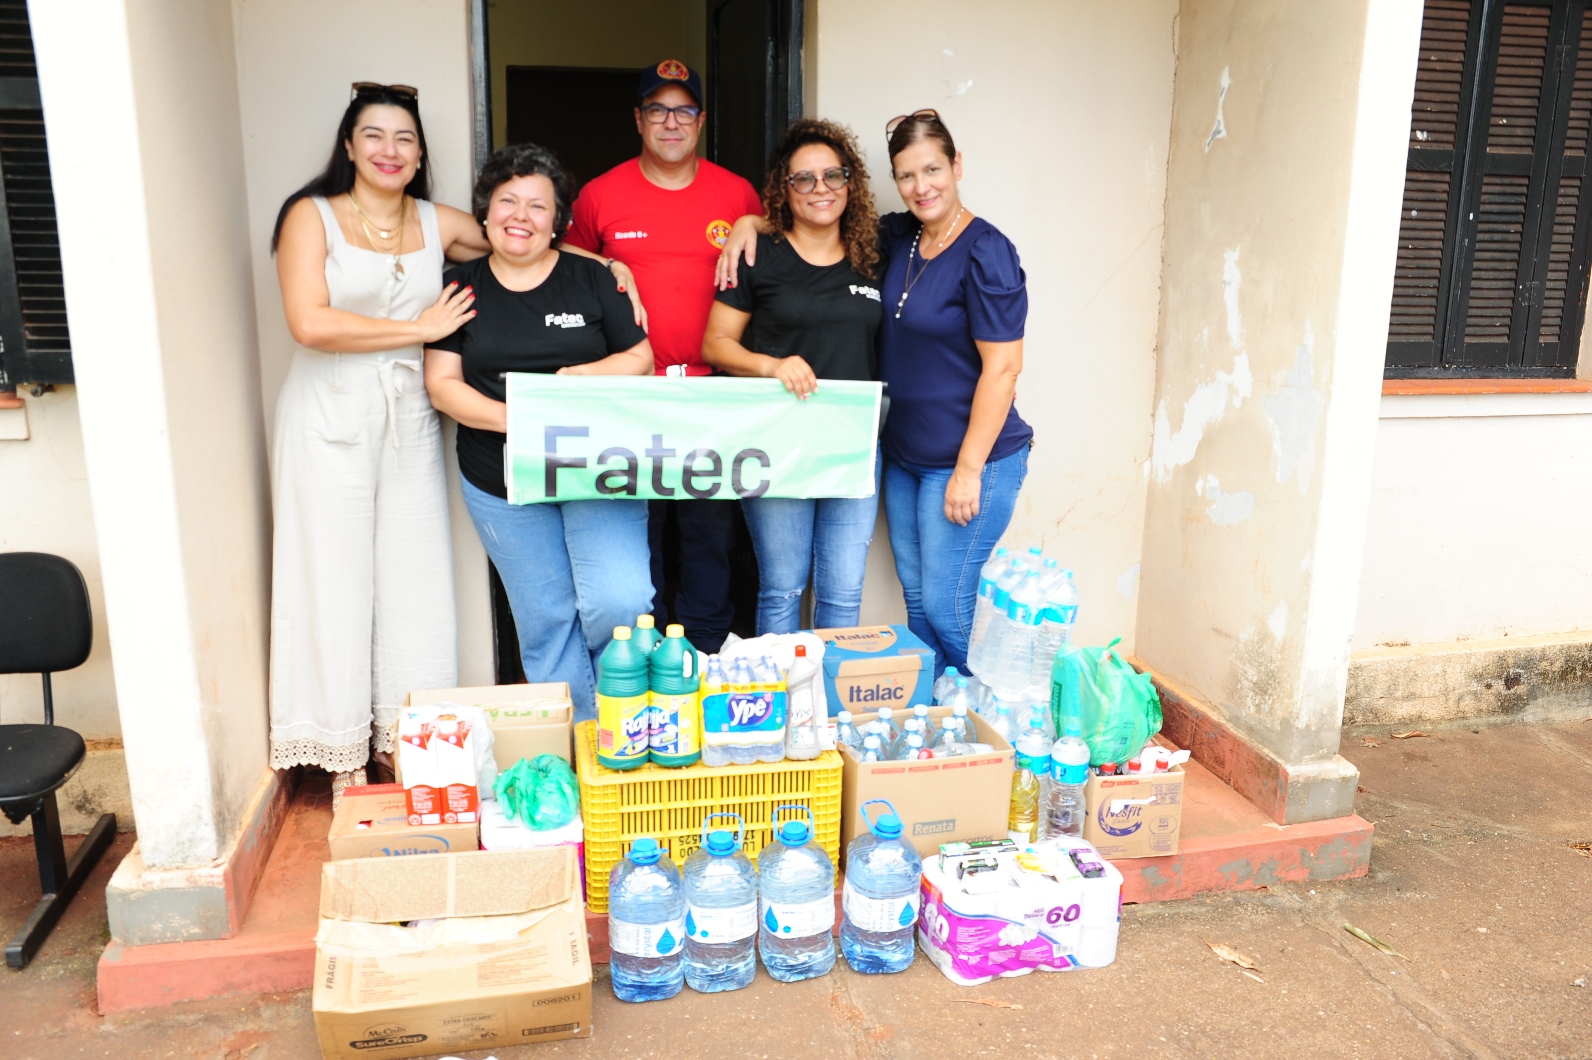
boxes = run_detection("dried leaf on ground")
[1390,731,1429,740]
[1344,922,1409,961]
[1203,939,1260,971]
[952,999,1024,1010]
[1240,970,1265,983]
[1362,737,1382,748]
[1567,841,1592,858]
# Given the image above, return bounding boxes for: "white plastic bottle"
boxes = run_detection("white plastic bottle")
[932,666,961,705]
[929,717,965,757]
[1044,723,1091,839]
[1030,569,1080,694]
[835,710,863,753]
[873,705,899,748]
[784,644,821,761]
[859,734,885,763]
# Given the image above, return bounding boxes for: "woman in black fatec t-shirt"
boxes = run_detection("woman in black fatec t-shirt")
[425,144,654,719]
[703,119,882,635]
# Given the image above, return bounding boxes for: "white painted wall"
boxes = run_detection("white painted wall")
[0,389,118,737]
[813,0,1178,647]
[232,0,493,687]
[1354,393,1592,648]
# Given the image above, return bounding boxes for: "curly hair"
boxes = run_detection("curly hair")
[761,119,879,279]
[472,142,577,242]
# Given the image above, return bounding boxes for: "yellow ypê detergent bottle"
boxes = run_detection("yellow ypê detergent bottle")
[597,626,651,770]
[648,623,702,767]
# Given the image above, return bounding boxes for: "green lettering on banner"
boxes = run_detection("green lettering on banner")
[504,376,882,504]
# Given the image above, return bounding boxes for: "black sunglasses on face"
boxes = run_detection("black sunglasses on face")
[788,166,850,194]
[640,102,703,124]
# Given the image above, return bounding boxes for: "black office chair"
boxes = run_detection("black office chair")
[0,552,116,969]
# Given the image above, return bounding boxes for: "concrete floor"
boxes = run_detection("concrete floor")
[3,721,1591,1060]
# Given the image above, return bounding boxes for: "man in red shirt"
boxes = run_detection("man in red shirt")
[565,59,763,652]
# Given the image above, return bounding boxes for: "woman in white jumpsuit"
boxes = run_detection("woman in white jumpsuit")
[270,85,644,800]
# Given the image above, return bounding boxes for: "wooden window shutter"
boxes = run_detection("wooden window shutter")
[0,0,70,388]
[1387,0,1592,376]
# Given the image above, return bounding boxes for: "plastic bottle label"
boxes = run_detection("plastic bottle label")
[609,916,685,958]
[843,878,921,932]
[597,692,650,764]
[1052,759,1089,785]
[761,896,834,938]
[787,685,817,748]
[685,901,758,942]
[648,690,700,757]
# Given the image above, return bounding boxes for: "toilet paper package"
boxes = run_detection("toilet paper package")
[917,836,1122,986]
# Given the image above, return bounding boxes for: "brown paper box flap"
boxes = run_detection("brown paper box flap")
[320,846,574,923]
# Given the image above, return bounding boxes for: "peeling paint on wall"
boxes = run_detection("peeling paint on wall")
[1197,473,1255,526]
[1261,324,1324,490]
[1117,563,1140,601]
[1205,65,1230,151]
[1268,601,1289,641]
[1222,248,1244,349]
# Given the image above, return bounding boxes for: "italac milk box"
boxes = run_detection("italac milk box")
[397,708,481,826]
[811,624,934,717]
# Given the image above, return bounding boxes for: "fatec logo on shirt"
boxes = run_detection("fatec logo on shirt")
[706,219,732,248]
[849,284,881,302]
[545,313,586,328]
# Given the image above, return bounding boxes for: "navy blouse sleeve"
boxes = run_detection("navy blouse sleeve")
[965,226,1027,343]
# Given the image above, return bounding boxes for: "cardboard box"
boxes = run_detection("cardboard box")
[839,707,1014,856]
[313,846,591,1059]
[812,624,934,715]
[405,683,574,770]
[327,784,478,861]
[1082,766,1184,859]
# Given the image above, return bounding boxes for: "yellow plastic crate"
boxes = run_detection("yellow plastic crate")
[575,720,843,912]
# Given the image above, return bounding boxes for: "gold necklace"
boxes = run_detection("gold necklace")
[348,192,406,277]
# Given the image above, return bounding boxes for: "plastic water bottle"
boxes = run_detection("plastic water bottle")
[1045,723,1091,839]
[1017,700,1055,743]
[929,717,965,757]
[757,806,836,982]
[969,557,1027,677]
[1009,718,1050,843]
[784,644,821,762]
[891,732,930,761]
[966,548,1010,672]
[942,677,976,721]
[858,734,885,763]
[986,701,1018,747]
[873,705,899,748]
[1022,545,1046,571]
[841,799,923,974]
[910,703,932,738]
[932,666,961,705]
[990,572,1045,697]
[1030,568,1080,692]
[609,837,686,1002]
[947,702,973,745]
[888,718,925,758]
[835,710,863,753]
[682,814,758,993]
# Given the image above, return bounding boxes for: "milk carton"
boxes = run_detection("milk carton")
[397,707,484,826]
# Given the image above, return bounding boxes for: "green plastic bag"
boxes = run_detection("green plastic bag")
[1049,637,1163,766]
[495,754,581,830]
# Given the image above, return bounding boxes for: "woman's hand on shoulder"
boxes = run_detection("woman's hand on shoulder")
[437,203,489,262]
[415,281,476,343]
[607,259,647,331]
[714,214,768,291]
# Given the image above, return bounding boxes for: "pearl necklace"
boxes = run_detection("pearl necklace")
[893,205,966,319]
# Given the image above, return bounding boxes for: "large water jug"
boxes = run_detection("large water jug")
[608,837,686,1002]
[988,572,1045,699]
[597,627,650,770]
[682,813,758,992]
[1030,569,1080,693]
[757,805,836,982]
[841,799,924,974]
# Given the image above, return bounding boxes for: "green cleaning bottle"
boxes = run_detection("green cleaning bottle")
[597,626,651,770]
[648,623,702,768]
[633,613,663,656]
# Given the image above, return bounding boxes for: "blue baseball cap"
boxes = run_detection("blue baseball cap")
[637,58,703,106]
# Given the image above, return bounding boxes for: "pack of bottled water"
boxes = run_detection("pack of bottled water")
[966,545,1079,707]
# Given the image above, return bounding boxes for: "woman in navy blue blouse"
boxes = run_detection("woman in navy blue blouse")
[871,110,1030,671]
[716,110,1029,672]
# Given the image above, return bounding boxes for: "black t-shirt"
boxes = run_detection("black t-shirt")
[430,252,647,498]
[713,233,881,381]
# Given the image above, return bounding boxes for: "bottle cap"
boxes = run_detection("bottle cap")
[877,706,893,720]
[874,814,903,839]
[665,623,685,638]
[629,837,662,865]
[952,703,967,716]
[864,735,881,748]
[956,677,968,687]
[705,829,736,856]
[779,820,810,845]
[942,718,956,729]
[838,710,852,722]
[1101,762,1117,775]
[612,626,631,640]
[944,665,957,677]
[908,734,923,746]
[637,614,655,629]
[795,644,807,657]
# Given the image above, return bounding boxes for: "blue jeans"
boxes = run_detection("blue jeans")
[883,446,1028,673]
[741,486,879,634]
[461,479,653,721]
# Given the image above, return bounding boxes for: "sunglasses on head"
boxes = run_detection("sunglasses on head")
[885,108,940,136]
[351,82,419,101]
